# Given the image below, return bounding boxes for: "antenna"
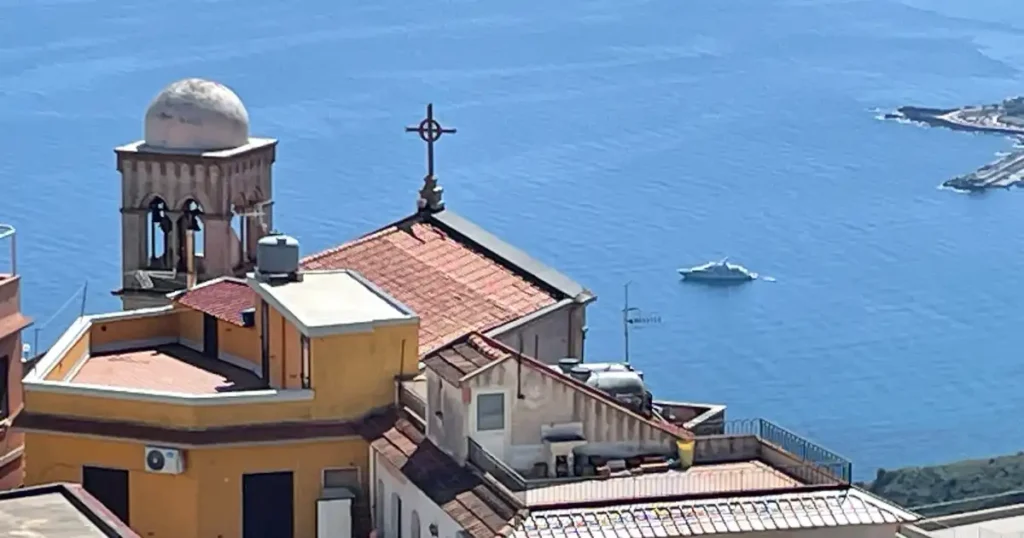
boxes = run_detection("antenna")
[622,281,661,364]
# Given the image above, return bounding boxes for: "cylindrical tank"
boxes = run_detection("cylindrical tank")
[568,366,592,382]
[557,358,582,373]
[585,371,645,396]
[256,233,300,276]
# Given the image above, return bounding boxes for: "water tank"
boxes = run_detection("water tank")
[568,366,592,383]
[557,358,581,373]
[587,370,650,415]
[585,371,645,397]
[256,233,300,277]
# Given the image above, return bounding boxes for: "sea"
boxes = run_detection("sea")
[2,0,1024,480]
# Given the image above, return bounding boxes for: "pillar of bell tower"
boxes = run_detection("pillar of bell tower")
[112,78,277,311]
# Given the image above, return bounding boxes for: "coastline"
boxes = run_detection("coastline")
[887,103,1024,191]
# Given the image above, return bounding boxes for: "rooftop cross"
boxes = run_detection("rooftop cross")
[406,103,457,179]
[406,104,456,212]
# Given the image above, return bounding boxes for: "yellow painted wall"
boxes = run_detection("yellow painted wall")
[308,323,419,420]
[25,432,369,538]
[43,326,89,381]
[177,308,203,344]
[220,322,259,368]
[23,388,314,428]
[176,306,260,368]
[89,313,180,349]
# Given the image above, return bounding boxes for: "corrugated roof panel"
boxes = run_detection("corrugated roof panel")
[521,490,917,538]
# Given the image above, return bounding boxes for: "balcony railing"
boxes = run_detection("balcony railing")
[721,419,852,483]
[466,418,853,505]
[467,438,527,491]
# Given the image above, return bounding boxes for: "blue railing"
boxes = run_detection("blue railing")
[722,418,853,482]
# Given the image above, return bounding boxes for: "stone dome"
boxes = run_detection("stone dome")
[143,78,250,151]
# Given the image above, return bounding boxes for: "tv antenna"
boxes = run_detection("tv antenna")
[622,281,661,364]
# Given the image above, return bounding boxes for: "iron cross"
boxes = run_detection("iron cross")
[405,103,456,178]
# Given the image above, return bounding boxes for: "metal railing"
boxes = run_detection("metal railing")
[466,437,849,504]
[466,438,527,491]
[720,418,853,482]
[397,384,426,420]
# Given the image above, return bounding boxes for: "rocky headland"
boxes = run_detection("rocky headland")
[886,97,1024,191]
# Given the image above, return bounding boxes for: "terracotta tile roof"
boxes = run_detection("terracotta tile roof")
[426,333,693,441]
[171,278,254,326]
[422,334,505,385]
[301,214,560,355]
[364,413,522,538]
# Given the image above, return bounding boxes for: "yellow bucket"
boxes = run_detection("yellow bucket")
[677,439,695,469]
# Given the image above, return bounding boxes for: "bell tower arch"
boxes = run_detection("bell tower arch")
[114,78,277,311]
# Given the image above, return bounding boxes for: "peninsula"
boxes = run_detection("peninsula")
[886,97,1024,191]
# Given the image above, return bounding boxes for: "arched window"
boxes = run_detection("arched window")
[375,479,386,535]
[147,197,171,269]
[390,492,403,538]
[176,199,204,273]
[410,510,421,538]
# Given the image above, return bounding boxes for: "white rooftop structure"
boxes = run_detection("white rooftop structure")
[248,269,417,337]
[905,501,1024,538]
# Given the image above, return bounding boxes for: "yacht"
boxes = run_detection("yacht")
[678,258,756,282]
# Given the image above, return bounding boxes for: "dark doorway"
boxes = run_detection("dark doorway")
[82,466,129,525]
[0,354,9,420]
[243,471,293,538]
[203,314,219,357]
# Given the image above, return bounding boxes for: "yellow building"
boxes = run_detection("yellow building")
[17,234,419,538]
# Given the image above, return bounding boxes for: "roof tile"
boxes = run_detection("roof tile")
[302,220,557,355]
[364,414,520,538]
[173,278,254,326]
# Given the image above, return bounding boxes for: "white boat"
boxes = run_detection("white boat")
[678,258,756,282]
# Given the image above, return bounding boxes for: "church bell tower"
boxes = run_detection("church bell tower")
[113,78,277,311]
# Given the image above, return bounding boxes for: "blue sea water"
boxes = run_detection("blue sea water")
[2,0,1024,479]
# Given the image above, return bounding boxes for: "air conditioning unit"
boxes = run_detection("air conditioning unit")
[144,446,185,475]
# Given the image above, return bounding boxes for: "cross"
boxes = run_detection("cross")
[405,103,456,179]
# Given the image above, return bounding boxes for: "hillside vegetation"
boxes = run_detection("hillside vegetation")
[861,452,1024,509]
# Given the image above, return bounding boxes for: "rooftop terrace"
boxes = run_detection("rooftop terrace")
[70,344,262,394]
[466,418,854,507]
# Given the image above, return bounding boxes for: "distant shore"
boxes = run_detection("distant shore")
[886,102,1024,191]
[887,106,1024,137]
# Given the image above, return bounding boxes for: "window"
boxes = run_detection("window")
[390,492,403,538]
[375,479,386,535]
[410,510,421,538]
[300,335,311,388]
[476,393,505,431]
[0,355,8,420]
[322,467,359,489]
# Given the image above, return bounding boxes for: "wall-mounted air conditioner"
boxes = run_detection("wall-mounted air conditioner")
[143,446,185,475]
